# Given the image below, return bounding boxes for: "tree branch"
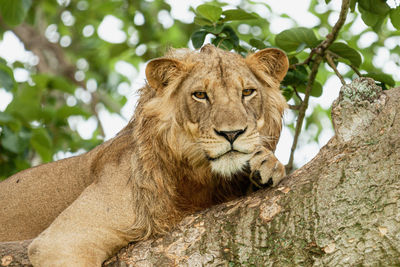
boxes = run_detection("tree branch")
[350,64,362,77]
[326,53,346,85]
[286,0,350,172]
[0,240,32,267]
[289,104,300,110]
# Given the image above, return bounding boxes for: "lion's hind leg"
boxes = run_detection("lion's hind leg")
[28,182,135,267]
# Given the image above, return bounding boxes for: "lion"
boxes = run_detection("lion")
[0,44,288,266]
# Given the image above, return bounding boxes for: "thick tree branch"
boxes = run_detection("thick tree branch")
[0,240,31,267]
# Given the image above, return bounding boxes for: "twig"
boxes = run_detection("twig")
[286,56,323,173]
[326,53,346,85]
[293,86,303,102]
[350,64,362,77]
[289,104,301,110]
[327,50,361,78]
[286,0,350,173]
[318,0,350,51]
[290,49,316,69]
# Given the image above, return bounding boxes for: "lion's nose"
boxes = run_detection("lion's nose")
[214,128,246,144]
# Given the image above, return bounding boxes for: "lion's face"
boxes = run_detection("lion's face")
[177,54,267,176]
[144,45,288,177]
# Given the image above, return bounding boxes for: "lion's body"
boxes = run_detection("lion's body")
[0,137,123,241]
[0,45,289,266]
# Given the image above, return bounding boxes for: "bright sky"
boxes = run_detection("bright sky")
[0,0,399,167]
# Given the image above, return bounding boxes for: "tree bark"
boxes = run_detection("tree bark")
[0,240,31,267]
[2,78,400,266]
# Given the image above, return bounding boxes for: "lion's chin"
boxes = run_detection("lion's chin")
[209,152,252,177]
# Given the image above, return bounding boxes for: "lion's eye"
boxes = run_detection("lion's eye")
[192,91,208,100]
[242,89,256,97]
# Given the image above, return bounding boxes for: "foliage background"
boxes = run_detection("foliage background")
[0,0,399,179]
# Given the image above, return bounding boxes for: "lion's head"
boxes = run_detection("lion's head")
[139,45,288,178]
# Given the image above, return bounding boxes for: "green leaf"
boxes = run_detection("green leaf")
[221,26,239,47]
[282,66,308,86]
[364,72,395,87]
[32,74,75,94]
[350,0,357,12]
[212,37,234,50]
[202,24,225,35]
[358,6,386,31]
[297,81,323,97]
[275,27,320,52]
[359,8,379,26]
[289,56,299,65]
[30,128,52,162]
[390,6,400,30]
[1,127,30,154]
[194,16,213,26]
[221,9,258,22]
[0,0,32,26]
[196,4,222,23]
[13,158,31,173]
[311,81,323,97]
[0,63,16,91]
[358,0,390,15]
[296,43,307,53]
[32,74,49,90]
[56,106,91,120]
[249,38,267,50]
[329,42,362,67]
[48,76,75,94]
[6,84,42,122]
[191,31,208,49]
[0,112,13,124]
[281,86,294,101]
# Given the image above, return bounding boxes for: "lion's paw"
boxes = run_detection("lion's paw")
[248,147,286,189]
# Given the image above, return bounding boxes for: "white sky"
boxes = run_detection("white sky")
[0,0,399,167]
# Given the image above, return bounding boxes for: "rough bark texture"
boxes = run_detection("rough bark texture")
[0,240,31,266]
[1,78,400,266]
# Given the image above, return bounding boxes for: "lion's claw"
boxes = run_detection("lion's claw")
[248,147,285,188]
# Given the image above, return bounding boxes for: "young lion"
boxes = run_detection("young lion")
[0,44,288,266]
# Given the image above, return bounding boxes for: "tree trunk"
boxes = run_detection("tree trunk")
[2,78,400,266]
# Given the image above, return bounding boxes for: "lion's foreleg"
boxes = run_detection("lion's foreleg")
[248,146,286,188]
[28,182,136,267]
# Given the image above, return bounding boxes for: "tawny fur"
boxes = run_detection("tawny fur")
[0,45,288,266]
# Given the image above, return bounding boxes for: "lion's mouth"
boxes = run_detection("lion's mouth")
[206,149,247,161]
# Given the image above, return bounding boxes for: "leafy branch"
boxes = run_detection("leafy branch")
[286,0,350,172]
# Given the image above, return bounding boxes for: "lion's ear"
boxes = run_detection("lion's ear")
[145,58,186,90]
[246,48,289,82]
